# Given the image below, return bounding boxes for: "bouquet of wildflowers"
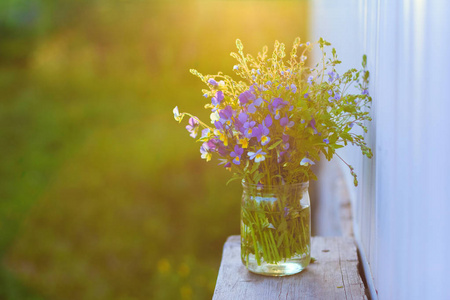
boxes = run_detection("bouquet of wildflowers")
[173,38,372,270]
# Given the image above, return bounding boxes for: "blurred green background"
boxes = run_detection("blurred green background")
[0,0,309,299]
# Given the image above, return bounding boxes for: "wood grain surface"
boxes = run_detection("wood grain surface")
[213,235,367,300]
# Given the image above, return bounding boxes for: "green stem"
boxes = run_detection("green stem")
[268,231,280,262]
[181,112,212,130]
[243,208,261,265]
[250,228,261,265]
[263,232,273,263]
[254,211,272,264]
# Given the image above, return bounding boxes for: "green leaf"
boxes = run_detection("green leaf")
[250,162,260,174]
[340,132,352,140]
[253,172,264,183]
[277,219,287,233]
[226,174,241,185]
[277,232,285,248]
[268,140,283,150]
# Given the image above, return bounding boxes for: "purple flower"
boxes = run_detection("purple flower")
[281,134,290,150]
[248,149,267,163]
[244,128,255,139]
[253,124,271,146]
[334,93,341,100]
[214,120,223,130]
[327,71,336,83]
[203,93,208,98]
[247,104,256,114]
[309,117,318,134]
[272,98,287,108]
[239,90,256,105]
[269,98,288,119]
[218,106,234,128]
[264,114,273,128]
[247,97,264,114]
[348,122,354,128]
[243,121,256,139]
[200,141,213,161]
[277,150,288,163]
[304,93,309,98]
[290,84,297,93]
[323,138,329,144]
[230,145,244,165]
[300,157,315,166]
[238,112,248,124]
[362,89,369,95]
[186,117,200,138]
[234,112,248,133]
[258,84,268,92]
[254,97,264,106]
[284,207,289,217]
[201,128,211,139]
[209,139,220,151]
[208,78,218,86]
[213,139,228,156]
[235,112,247,132]
[240,113,256,138]
[280,115,295,129]
[213,121,229,146]
[211,91,224,107]
[218,159,232,169]
[307,76,313,85]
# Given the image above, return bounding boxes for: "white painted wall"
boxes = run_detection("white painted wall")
[311,1,450,299]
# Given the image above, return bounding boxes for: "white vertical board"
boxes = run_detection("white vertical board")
[311,1,450,299]
[309,0,377,296]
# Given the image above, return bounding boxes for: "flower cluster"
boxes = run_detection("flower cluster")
[174,37,372,186]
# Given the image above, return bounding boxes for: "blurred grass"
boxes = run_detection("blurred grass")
[0,0,309,299]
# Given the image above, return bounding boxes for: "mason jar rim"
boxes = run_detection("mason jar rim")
[241,180,309,189]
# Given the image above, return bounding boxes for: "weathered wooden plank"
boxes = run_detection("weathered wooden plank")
[213,235,367,300]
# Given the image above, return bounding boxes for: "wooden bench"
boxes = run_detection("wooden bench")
[213,235,367,300]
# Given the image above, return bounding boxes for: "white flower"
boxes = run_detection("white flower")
[210,111,220,124]
[300,157,315,166]
[173,106,182,122]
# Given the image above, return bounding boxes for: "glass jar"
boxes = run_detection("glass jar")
[240,181,311,276]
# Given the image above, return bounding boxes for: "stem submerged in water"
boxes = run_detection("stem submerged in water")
[241,183,311,267]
